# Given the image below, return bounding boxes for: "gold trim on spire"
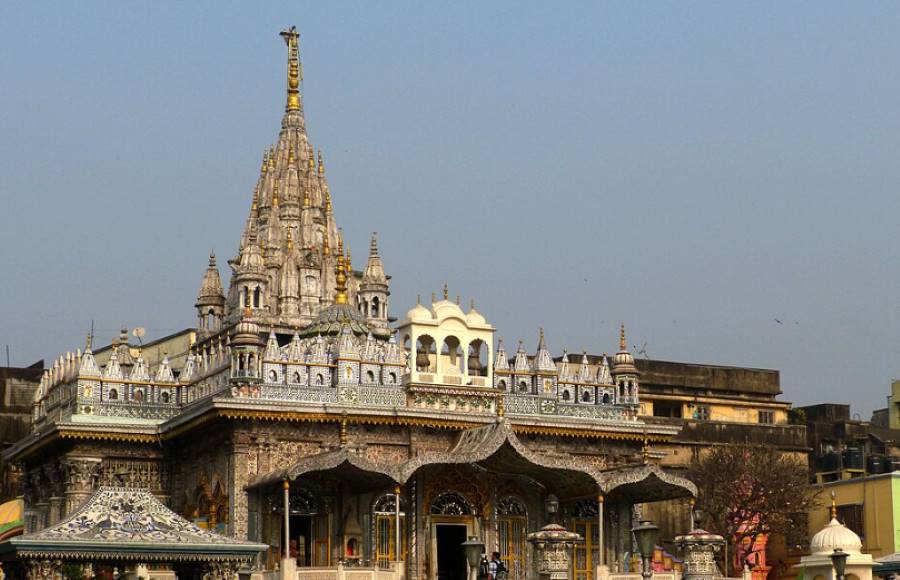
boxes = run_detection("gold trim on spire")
[325,186,333,214]
[337,230,344,256]
[286,228,294,251]
[335,252,349,305]
[268,147,275,170]
[831,490,837,520]
[272,182,280,206]
[619,323,627,351]
[288,145,295,164]
[280,26,301,112]
[318,151,324,176]
[323,236,330,256]
[261,151,268,175]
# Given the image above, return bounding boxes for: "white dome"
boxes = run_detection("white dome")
[466,308,486,325]
[406,303,433,321]
[810,518,862,555]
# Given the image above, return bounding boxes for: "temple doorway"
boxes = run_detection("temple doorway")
[435,523,467,580]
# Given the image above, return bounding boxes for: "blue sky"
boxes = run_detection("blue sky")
[2,2,899,417]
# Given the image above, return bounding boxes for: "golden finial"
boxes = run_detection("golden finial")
[325,186,333,214]
[303,187,311,208]
[335,252,349,305]
[323,236,330,256]
[308,151,315,172]
[251,184,259,212]
[442,283,449,300]
[641,432,650,464]
[346,245,353,274]
[830,490,837,520]
[337,229,344,256]
[286,228,294,251]
[261,151,268,174]
[619,323,627,351]
[268,147,275,169]
[318,151,324,176]
[272,182,280,206]
[288,145,295,164]
[280,26,301,112]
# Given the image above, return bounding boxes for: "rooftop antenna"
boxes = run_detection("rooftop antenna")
[5,345,9,367]
[133,327,146,350]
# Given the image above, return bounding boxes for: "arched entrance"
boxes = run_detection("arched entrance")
[430,491,474,580]
[497,496,528,580]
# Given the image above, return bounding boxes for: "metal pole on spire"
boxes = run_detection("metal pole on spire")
[280,26,301,112]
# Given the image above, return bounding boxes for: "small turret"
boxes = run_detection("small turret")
[611,324,639,406]
[359,232,390,337]
[196,252,226,334]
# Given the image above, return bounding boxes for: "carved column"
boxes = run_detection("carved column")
[31,470,49,531]
[25,559,62,580]
[230,437,250,539]
[527,524,582,580]
[63,457,102,515]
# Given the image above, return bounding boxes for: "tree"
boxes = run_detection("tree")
[686,443,820,575]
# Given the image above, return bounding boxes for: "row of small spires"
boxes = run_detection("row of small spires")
[33,340,178,405]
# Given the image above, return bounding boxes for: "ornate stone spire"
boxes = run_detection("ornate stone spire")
[196,252,225,308]
[533,328,556,372]
[280,26,302,112]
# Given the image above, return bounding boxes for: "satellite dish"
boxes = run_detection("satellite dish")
[133,327,146,340]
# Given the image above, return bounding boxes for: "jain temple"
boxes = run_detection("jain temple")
[0,27,703,580]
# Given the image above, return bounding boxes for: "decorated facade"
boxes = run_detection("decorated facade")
[2,27,698,579]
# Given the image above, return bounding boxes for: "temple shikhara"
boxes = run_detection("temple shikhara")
[0,27,701,580]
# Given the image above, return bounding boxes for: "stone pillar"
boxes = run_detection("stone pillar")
[47,496,64,526]
[675,530,725,580]
[25,559,62,580]
[230,439,251,539]
[63,457,102,514]
[527,524,582,580]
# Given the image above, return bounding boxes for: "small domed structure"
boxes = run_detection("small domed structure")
[810,517,863,555]
[796,496,873,580]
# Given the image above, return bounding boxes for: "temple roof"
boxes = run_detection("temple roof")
[247,419,696,501]
[0,487,266,562]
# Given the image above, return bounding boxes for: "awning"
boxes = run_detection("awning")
[248,419,697,502]
[0,487,267,563]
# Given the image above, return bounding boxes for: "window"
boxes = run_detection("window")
[561,389,571,402]
[518,380,529,393]
[292,371,301,383]
[315,373,324,386]
[694,405,710,421]
[581,390,591,402]
[161,391,171,404]
[253,287,261,308]
[108,388,118,401]
[837,504,864,539]
[430,492,472,515]
[497,380,507,390]
[269,370,278,382]
[366,370,375,383]
[758,410,774,424]
[388,372,397,384]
